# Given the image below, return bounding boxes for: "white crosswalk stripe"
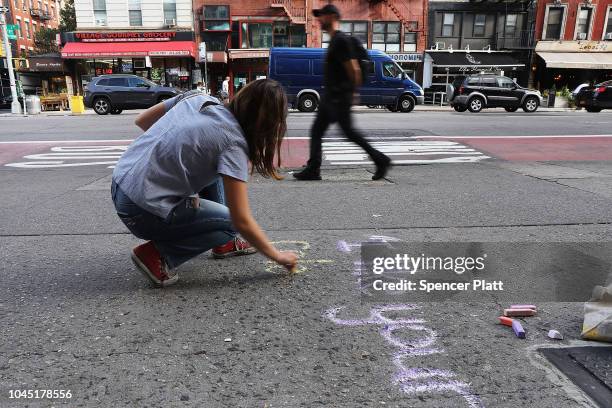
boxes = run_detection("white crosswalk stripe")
[323,140,490,165]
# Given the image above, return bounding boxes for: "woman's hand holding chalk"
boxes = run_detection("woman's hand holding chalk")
[276,251,299,273]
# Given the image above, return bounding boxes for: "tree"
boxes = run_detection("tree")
[34,27,59,54]
[59,0,77,32]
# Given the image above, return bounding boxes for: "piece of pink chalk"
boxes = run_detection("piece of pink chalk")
[510,304,537,310]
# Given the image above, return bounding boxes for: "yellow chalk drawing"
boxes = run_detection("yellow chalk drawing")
[266,240,334,274]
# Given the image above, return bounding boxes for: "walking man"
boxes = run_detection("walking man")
[293,4,391,181]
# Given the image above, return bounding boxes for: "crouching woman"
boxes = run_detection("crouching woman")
[111,79,297,286]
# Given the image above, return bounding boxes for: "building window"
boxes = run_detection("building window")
[203,5,230,31]
[606,7,612,40]
[43,3,48,14]
[93,0,107,26]
[544,7,564,40]
[340,21,368,47]
[273,23,289,47]
[163,0,177,24]
[25,22,30,39]
[201,32,228,51]
[289,25,306,47]
[442,13,456,37]
[241,23,273,48]
[505,14,518,37]
[576,7,592,40]
[404,32,417,52]
[372,22,400,52]
[473,14,486,37]
[128,0,142,26]
[29,0,32,9]
[14,0,19,10]
[18,20,23,37]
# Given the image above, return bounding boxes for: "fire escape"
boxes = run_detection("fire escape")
[369,0,420,32]
[270,0,306,25]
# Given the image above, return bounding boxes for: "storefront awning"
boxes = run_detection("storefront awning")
[61,41,195,59]
[537,52,612,70]
[427,51,524,69]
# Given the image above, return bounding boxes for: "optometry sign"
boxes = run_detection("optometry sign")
[390,53,423,63]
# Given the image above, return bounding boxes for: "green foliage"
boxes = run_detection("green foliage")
[59,0,77,32]
[33,27,59,54]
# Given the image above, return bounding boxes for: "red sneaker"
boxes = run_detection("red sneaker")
[131,241,178,287]
[212,237,257,259]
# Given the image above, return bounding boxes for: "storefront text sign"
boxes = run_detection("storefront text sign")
[390,53,423,63]
[63,31,194,43]
[536,41,609,53]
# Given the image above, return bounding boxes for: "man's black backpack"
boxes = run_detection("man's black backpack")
[349,36,370,85]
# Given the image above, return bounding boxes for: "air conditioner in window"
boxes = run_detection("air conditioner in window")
[577,32,587,40]
[95,19,107,26]
[605,33,612,40]
[434,42,446,50]
[165,18,176,27]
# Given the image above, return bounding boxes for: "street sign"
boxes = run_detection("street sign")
[6,24,18,40]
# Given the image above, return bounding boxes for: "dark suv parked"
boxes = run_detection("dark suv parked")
[575,80,612,112]
[84,74,179,115]
[447,74,542,113]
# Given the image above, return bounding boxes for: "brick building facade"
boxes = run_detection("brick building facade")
[533,0,612,90]
[193,0,428,96]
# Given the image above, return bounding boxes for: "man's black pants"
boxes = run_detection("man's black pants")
[308,95,384,169]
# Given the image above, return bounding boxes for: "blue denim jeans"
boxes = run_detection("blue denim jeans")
[111,178,236,269]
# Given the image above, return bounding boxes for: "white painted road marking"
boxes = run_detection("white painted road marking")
[323,141,490,165]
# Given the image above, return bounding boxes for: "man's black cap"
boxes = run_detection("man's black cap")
[312,4,341,18]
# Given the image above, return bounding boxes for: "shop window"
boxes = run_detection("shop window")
[606,7,612,40]
[93,0,107,26]
[473,14,486,37]
[544,7,564,40]
[505,14,518,37]
[241,23,273,48]
[575,7,592,40]
[96,78,110,86]
[203,5,230,31]
[274,23,289,47]
[289,25,306,47]
[373,22,400,52]
[128,0,142,26]
[404,32,417,52]
[163,0,177,25]
[441,13,456,37]
[340,21,369,47]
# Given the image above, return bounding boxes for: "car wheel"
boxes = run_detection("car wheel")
[467,96,484,113]
[398,95,415,113]
[93,97,111,115]
[387,104,398,112]
[453,105,467,112]
[585,107,602,113]
[298,94,318,112]
[110,108,123,115]
[504,106,519,112]
[522,96,539,113]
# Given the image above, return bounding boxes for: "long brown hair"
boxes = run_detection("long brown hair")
[227,79,287,180]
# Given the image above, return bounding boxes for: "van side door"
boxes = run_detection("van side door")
[358,60,377,105]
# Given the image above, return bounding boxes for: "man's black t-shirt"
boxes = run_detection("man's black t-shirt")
[324,31,355,98]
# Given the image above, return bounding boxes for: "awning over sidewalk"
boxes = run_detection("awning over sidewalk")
[427,51,524,68]
[537,52,612,69]
[61,41,195,59]
[228,49,270,60]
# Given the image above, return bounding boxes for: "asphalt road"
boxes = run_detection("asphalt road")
[1,110,611,407]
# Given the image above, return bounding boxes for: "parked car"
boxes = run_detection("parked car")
[447,74,542,113]
[575,80,612,112]
[84,74,179,115]
[269,47,424,113]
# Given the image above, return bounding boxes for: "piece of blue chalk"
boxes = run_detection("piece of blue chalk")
[512,320,526,339]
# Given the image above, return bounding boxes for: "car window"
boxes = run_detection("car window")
[128,77,150,88]
[497,77,515,89]
[466,77,480,86]
[107,78,128,87]
[382,62,402,79]
[96,78,109,86]
[481,77,497,87]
